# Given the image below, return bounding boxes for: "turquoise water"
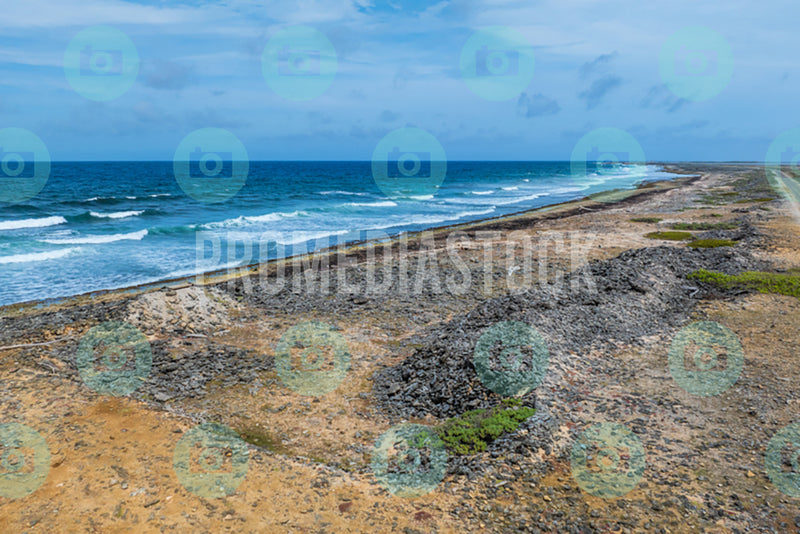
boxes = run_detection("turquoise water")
[0,162,676,305]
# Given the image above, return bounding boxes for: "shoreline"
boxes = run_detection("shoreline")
[1,162,797,532]
[0,165,699,317]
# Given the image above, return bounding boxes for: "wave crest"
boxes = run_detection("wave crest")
[0,248,78,264]
[0,216,67,231]
[40,230,148,244]
[89,210,145,219]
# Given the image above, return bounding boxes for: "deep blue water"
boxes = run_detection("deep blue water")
[0,162,676,305]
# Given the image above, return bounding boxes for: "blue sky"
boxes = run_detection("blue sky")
[1,0,798,161]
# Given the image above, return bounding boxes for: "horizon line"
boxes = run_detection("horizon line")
[37,160,764,164]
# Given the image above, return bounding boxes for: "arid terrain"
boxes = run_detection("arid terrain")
[2,165,800,533]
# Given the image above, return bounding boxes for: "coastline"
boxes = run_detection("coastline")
[2,162,798,532]
[0,165,697,318]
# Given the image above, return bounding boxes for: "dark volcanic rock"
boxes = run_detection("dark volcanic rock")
[373,243,768,421]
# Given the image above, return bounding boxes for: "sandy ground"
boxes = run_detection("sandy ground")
[1,165,799,533]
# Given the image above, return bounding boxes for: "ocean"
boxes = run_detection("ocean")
[0,162,677,306]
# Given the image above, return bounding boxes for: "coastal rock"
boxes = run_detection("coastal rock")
[373,243,768,421]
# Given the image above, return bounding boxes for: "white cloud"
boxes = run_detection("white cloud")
[1,0,204,28]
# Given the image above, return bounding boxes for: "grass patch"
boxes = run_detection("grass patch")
[686,239,736,248]
[734,197,775,203]
[630,217,662,223]
[670,222,738,231]
[645,231,694,241]
[693,194,728,206]
[437,398,536,455]
[235,424,289,454]
[688,269,800,298]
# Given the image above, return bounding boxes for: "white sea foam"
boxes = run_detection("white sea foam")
[493,193,546,206]
[0,216,67,231]
[203,210,308,229]
[318,190,371,196]
[0,248,77,264]
[89,210,144,219]
[260,230,350,246]
[368,208,496,231]
[342,201,398,208]
[41,230,148,244]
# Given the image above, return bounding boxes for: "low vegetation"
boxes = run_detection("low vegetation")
[734,197,775,203]
[235,423,289,454]
[688,269,800,298]
[630,217,662,223]
[670,222,738,231]
[686,239,736,248]
[644,231,694,241]
[437,398,536,455]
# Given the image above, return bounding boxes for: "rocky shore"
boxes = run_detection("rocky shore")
[2,164,800,533]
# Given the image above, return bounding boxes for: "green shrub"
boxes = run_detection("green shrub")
[645,231,694,241]
[630,217,662,223]
[688,269,800,298]
[670,222,738,231]
[438,399,536,455]
[686,239,736,248]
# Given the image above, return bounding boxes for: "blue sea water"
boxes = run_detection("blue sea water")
[0,162,677,306]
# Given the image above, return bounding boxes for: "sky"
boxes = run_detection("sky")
[1,0,798,161]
